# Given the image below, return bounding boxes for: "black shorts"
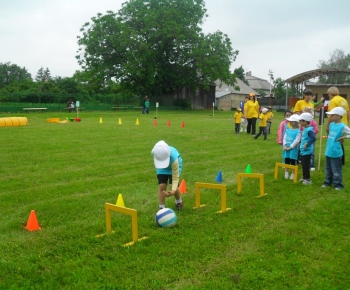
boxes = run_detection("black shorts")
[157,174,173,185]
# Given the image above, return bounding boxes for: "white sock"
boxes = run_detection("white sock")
[159,204,165,209]
[175,198,182,204]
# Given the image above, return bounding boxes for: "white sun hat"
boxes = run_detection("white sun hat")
[151,140,171,168]
[286,114,300,122]
[298,112,313,122]
[326,107,346,116]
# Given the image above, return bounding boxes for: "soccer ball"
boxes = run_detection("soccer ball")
[155,208,177,228]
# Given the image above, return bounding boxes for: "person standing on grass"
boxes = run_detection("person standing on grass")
[239,96,248,132]
[142,95,148,114]
[67,99,75,113]
[277,110,292,145]
[233,107,244,134]
[282,114,301,180]
[298,112,316,185]
[254,108,268,141]
[326,86,350,165]
[152,141,183,211]
[145,98,150,114]
[266,106,274,134]
[301,107,319,171]
[322,107,350,190]
[293,89,314,114]
[244,93,260,135]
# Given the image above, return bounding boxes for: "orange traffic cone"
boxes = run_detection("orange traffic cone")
[25,210,41,232]
[167,120,171,126]
[181,122,185,128]
[179,179,187,194]
[153,119,157,126]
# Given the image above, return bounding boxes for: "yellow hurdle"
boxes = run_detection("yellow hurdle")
[274,162,298,183]
[237,173,267,197]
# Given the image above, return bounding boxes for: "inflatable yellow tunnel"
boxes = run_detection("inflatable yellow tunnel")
[0,117,28,127]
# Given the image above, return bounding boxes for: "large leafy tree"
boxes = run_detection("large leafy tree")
[76,0,238,97]
[35,67,53,82]
[0,62,32,89]
[272,77,292,99]
[317,49,350,84]
[233,66,249,86]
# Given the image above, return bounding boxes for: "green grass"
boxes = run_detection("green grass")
[0,110,349,290]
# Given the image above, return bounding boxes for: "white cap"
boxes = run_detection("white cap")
[262,108,268,113]
[151,141,171,168]
[299,112,313,122]
[326,107,346,116]
[286,114,300,122]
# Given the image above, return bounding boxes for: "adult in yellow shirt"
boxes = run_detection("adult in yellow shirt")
[293,89,314,115]
[244,93,260,135]
[326,86,350,165]
[326,86,349,128]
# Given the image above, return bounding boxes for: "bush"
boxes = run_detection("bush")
[173,98,191,110]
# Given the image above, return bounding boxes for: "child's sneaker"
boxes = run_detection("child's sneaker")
[299,178,305,182]
[175,201,183,210]
[335,187,343,190]
[303,179,312,185]
[321,183,330,188]
[289,174,294,180]
[284,172,289,179]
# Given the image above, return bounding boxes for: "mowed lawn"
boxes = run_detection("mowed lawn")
[0,110,349,290]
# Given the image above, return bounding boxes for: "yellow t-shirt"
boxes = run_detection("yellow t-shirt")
[259,113,268,127]
[244,100,259,118]
[328,95,349,125]
[266,111,274,122]
[234,111,243,124]
[293,100,314,113]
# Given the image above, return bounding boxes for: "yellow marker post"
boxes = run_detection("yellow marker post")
[237,173,267,198]
[193,182,231,213]
[274,162,298,183]
[96,203,148,247]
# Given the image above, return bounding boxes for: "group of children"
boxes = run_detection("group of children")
[280,107,350,189]
[234,106,274,140]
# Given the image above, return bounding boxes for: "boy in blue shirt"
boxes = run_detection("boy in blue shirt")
[298,113,316,185]
[152,141,183,210]
[322,107,350,190]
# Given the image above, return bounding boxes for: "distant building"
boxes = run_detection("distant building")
[215,79,259,111]
[245,71,272,97]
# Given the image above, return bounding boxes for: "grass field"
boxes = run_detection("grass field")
[0,110,349,290]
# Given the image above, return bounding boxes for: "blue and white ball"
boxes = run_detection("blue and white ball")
[155,208,177,228]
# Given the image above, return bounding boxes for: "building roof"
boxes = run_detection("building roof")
[245,75,271,91]
[284,68,350,84]
[215,79,259,99]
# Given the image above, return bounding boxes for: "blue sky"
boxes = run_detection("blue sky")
[1,0,349,82]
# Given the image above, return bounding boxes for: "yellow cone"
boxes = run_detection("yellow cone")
[136,118,139,125]
[118,118,122,125]
[116,194,125,207]
[99,117,103,123]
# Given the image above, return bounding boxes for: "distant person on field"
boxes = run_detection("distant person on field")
[277,110,292,145]
[254,108,268,140]
[67,99,75,113]
[233,107,244,134]
[266,106,274,134]
[282,114,301,180]
[298,112,316,185]
[145,98,150,114]
[326,86,350,165]
[239,96,248,132]
[322,107,350,190]
[152,141,183,211]
[142,95,148,114]
[244,93,260,135]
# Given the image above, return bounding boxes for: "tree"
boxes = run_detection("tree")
[35,67,52,82]
[0,62,32,89]
[272,77,292,99]
[76,0,238,97]
[317,49,350,84]
[233,66,249,86]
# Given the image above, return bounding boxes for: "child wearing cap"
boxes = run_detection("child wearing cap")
[234,108,244,134]
[298,112,316,185]
[322,107,350,190]
[151,141,183,210]
[266,106,274,134]
[254,108,268,141]
[282,114,301,180]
